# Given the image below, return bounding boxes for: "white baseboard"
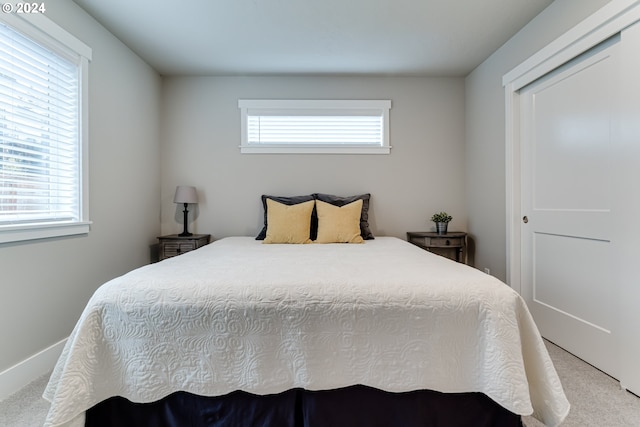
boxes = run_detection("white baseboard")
[0,337,67,401]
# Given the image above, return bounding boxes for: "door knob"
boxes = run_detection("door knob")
[523,216,528,224]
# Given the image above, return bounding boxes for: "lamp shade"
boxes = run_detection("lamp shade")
[173,186,198,204]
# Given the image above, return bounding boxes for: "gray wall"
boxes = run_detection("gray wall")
[0,1,161,372]
[160,76,467,241]
[464,0,612,282]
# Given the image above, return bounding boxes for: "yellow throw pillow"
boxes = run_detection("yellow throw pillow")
[315,199,364,243]
[263,199,315,244]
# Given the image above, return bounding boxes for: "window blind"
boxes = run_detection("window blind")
[247,113,383,146]
[0,21,80,226]
[239,100,391,154]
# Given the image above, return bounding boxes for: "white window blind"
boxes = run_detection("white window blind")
[0,14,91,243]
[239,100,391,154]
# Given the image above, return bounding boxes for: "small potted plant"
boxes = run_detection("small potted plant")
[431,211,452,235]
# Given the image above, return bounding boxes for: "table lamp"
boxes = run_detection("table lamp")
[173,186,198,236]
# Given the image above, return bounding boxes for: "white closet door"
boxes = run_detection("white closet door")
[520,37,620,378]
[612,21,640,396]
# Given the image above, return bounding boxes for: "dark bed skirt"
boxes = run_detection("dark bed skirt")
[85,385,523,427]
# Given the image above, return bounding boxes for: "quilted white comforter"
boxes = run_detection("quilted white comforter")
[43,237,569,427]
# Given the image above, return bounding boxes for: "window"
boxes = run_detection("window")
[0,13,91,243]
[238,99,391,154]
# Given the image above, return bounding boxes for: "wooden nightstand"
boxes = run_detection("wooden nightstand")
[406,231,467,264]
[157,234,211,261]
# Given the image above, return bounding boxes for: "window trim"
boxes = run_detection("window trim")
[238,99,391,154]
[0,12,92,244]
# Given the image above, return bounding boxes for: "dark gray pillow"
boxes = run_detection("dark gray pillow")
[313,193,374,240]
[256,194,316,240]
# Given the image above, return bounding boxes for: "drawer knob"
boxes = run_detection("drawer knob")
[446,240,450,246]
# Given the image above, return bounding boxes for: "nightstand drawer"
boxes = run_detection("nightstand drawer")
[422,236,464,248]
[406,231,467,264]
[157,234,211,261]
[161,241,197,258]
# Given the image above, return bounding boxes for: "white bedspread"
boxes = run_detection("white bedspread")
[43,237,569,426]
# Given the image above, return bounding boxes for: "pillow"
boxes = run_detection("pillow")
[263,199,315,244]
[313,193,374,239]
[256,194,316,240]
[315,199,364,244]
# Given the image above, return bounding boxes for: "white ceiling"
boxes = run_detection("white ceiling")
[72,0,554,77]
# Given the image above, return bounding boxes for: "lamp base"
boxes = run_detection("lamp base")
[180,203,193,237]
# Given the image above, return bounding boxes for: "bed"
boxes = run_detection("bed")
[43,185,567,427]
[43,235,569,427]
